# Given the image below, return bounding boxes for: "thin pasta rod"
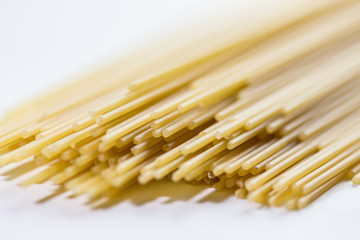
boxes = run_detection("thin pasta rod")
[239,168,252,176]
[188,98,233,130]
[212,141,263,176]
[264,83,353,133]
[215,3,358,113]
[247,176,280,204]
[131,138,163,155]
[282,52,360,114]
[152,155,188,180]
[265,140,318,170]
[178,76,247,113]
[9,124,78,164]
[162,109,206,138]
[297,171,346,209]
[19,161,68,187]
[266,78,350,133]
[116,142,163,174]
[150,89,200,119]
[42,124,99,158]
[181,129,220,155]
[235,188,248,199]
[244,3,360,83]
[215,98,254,121]
[47,90,130,131]
[103,88,189,135]
[100,113,152,152]
[116,124,150,148]
[250,142,297,175]
[106,159,154,188]
[71,135,98,149]
[245,142,318,191]
[299,99,360,140]
[70,175,106,196]
[225,175,240,188]
[164,128,190,143]
[133,127,153,144]
[173,141,228,181]
[36,83,130,124]
[162,129,201,151]
[98,149,118,162]
[347,163,360,179]
[302,149,360,194]
[226,129,245,141]
[63,114,129,152]
[21,115,70,138]
[248,157,309,203]
[154,135,199,167]
[351,170,360,185]
[199,119,229,137]
[0,128,28,150]
[33,154,57,166]
[26,44,186,118]
[244,106,283,130]
[219,69,349,138]
[216,59,316,117]
[35,113,88,139]
[300,97,360,139]
[215,83,299,138]
[191,149,231,178]
[88,87,156,117]
[123,0,355,92]
[241,131,300,170]
[0,115,42,141]
[85,177,114,199]
[224,139,278,174]
[267,187,293,207]
[268,79,355,132]
[151,110,182,130]
[70,171,103,195]
[99,91,191,149]
[97,78,193,125]
[276,88,355,135]
[152,108,199,138]
[232,58,328,121]
[51,161,92,184]
[65,172,98,194]
[128,4,284,91]
[64,171,93,190]
[245,54,352,132]
[184,157,218,182]
[197,1,352,94]
[74,151,98,166]
[273,130,360,191]
[283,71,360,115]
[227,120,272,149]
[291,142,360,194]
[60,149,79,161]
[238,72,290,99]
[137,162,157,184]
[218,19,360,135]
[210,147,246,170]
[78,139,101,155]
[317,113,360,148]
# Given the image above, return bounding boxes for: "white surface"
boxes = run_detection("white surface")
[0,1,359,239]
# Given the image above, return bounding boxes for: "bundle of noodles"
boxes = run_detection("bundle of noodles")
[1,0,360,210]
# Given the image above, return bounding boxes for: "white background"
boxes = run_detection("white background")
[0,1,359,239]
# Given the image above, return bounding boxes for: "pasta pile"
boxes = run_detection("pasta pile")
[1,0,360,210]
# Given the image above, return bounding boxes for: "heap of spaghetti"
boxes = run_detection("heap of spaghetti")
[1,0,360,210]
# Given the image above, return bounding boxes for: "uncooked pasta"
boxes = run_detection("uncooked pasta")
[1,0,360,210]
